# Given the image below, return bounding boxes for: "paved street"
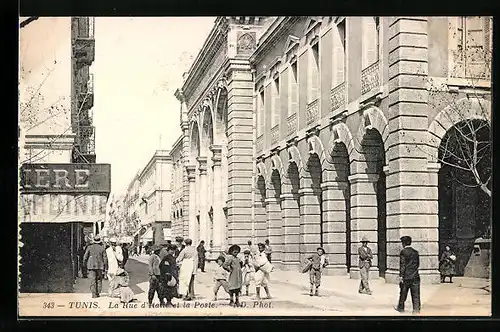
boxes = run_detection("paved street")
[18,255,490,317]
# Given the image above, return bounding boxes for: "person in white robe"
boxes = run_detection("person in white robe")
[176,238,198,300]
[106,238,124,283]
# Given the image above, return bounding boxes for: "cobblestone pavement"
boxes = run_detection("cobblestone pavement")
[18,255,491,317]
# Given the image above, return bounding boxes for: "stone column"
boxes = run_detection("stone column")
[253,186,267,241]
[265,196,283,268]
[197,157,208,245]
[321,180,349,275]
[210,145,224,255]
[281,193,300,270]
[385,17,439,284]
[186,164,197,242]
[348,172,379,279]
[226,60,254,245]
[299,187,321,264]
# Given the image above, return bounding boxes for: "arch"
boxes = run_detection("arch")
[328,122,355,160]
[200,104,214,155]
[256,161,267,180]
[355,106,389,167]
[287,145,305,173]
[428,98,491,162]
[267,154,285,185]
[307,135,328,165]
[214,83,228,144]
[189,120,201,161]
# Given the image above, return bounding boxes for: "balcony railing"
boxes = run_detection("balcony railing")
[270,124,280,145]
[361,61,380,95]
[306,98,320,125]
[256,134,263,154]
[77,125,96,155]
[287,112,297,137]
[330,81,346,112]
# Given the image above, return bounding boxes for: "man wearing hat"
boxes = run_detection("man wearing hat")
[306,247,329,296]
[83,235,108,298]
[106,237,124,282]
[358,236,373,295]
[147,244,163,305]
[395,235,421,314]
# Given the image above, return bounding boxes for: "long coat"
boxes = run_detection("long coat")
[439,250,456,276]
[83,243,108,270]
[223,255,243,291]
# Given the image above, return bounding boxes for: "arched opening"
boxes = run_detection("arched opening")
[215,87,229,247]
[331,142,351,272]
[201,108,214,250]
[269,168,283,264]
[360,128,386,278]
[287,161,301,265]
[307,154,323,247]
[255,174,267,240]
[438,119,491,276]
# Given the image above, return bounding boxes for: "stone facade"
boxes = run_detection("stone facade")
[172,16,492,283]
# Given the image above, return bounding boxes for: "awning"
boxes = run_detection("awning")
[140,227,153,243]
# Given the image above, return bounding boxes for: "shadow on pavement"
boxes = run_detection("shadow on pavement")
[73,258,149,295]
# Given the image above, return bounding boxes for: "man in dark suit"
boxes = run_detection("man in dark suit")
[395,235,421,314]
[83,235,108,298]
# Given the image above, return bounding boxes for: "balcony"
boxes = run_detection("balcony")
[77,74,94,111]
[256,135,263,154]
[306,98,319,125]
[286,112,297,137]
[361,61,380,95]
[77,125,96,155]
[330,81,346,112]
[270,124,279,145]
[73,18,95,67]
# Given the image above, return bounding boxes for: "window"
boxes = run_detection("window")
[288,61,298,116]
[453,16,491,79]
[257,89,265,136]
[309,43,320,102]
[362,17,379,69]
[333,20,346,86]
[271,77,280,127]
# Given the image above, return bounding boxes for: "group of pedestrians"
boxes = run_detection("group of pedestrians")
[82,235,134,303]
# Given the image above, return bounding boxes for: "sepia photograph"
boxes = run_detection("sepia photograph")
[18,16,492,317]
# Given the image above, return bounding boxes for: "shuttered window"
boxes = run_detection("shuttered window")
[271,77,280,127]
[289,61,298,116]
[309,43,320,102]
[362,17,379,69]
[257,90,265,136]
[452,16,491,79]
[332,20,346,87]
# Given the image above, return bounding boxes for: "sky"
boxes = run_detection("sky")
[92,17,215,195]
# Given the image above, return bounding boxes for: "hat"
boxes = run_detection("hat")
[228,244,241,253]
[151,244,162,252]
[317,247,326,254]
[360,236,370,243]
[243,249,251,255]
[93,235,102,244]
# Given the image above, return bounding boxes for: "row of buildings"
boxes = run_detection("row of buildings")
[19,17,111,292]
[121,16,491,283]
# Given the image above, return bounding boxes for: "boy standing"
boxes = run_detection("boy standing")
[213,256,230,301]
[148,245,162,305]
[307,247,329,296]
[242,249,255,296]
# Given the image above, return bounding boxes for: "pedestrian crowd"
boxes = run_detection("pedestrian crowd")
[80,232,457,314]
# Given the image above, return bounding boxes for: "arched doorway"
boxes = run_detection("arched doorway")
[307,153,324,247]
[359,128,386,278]
[287,161,301,265]
[267,168,283,265]
[331,142,351,272]
[438,119,491,276]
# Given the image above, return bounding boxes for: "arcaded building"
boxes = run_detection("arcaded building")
[173,16,492,283]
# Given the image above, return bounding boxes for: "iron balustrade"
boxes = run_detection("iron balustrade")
[361,61,380,95]
[330,81,346,112]
[306,98,320,125]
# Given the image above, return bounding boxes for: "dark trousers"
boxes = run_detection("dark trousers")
[266,254,272,263]
[148,275,162,304]
[88,269,103,297]
[79,256,88,277]
[198,258,205,272]
[397,278,421,313]
[188,274,195,299]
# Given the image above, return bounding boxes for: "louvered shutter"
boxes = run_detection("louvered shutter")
[334,22,346,86]
[465,16,485,79]
[363,17,378,68]
[290,63,298,115]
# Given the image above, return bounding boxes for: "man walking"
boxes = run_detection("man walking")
[106,238,123,282]
[83,235,108,298]
[358,236,373,295]
[395,236,421,314]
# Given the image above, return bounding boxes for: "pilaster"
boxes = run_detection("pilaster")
[197,157,208,245]
[186,164,197,242]
[281,193,300,270]
[298,186,321,264]
[210,145,224,254]
[265,196,283,268]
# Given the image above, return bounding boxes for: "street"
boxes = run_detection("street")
[18,255,490,316]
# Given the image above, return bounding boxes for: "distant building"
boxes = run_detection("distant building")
[123,150,173,246]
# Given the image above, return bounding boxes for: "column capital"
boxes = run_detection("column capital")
[264,197,281,204]
[298,188,315,196]
[210,144,223,165]
[321,181,349,190]
[280,193,295,200]
[185,164,196,181]
[348,173,379,183]
[197,157,208,174]
[427,162,441,172]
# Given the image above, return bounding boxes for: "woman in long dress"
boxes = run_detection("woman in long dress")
[223,244,243,307]
[159,245,179,307]
[108,268,135,303]
[176,238,198,301]
[439,245,456,283]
